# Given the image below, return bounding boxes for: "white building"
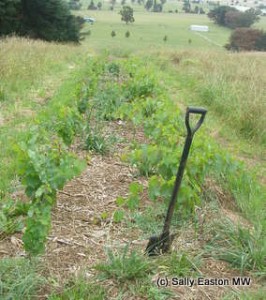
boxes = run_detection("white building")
[190,25,209,32]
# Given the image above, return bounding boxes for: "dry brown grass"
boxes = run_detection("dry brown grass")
[153,49,266,147]
[0,36,82,104]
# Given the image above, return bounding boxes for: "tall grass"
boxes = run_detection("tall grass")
[206,218,266,275]
[0,37,85,194]
[0,36,82,104]
[161,50,266,147]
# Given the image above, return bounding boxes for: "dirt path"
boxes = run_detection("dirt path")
[43,154,145,281]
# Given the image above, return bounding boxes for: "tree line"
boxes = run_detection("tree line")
[207,5,266,51]
[0,0,83,42]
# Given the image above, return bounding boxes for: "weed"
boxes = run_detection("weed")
[55,106,82,145]
[129,144,162,177]
[48,276,105,300]
[113,210,125,223]
[0,85,5,102]
[0,258,45,300]
[84,125,110,154]
[0,199,28,236]
[160,252,202,277]
[128,278,174,299]
[206,218,266,275]
[95,245,150,283]
[123,77,157,101]
[107,62,120,76]
[222,288,266,300]
[93,86,125,121]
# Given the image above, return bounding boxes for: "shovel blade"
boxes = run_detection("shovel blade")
[145,232,175,256]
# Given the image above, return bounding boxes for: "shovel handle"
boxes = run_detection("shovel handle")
[185,106,207,136]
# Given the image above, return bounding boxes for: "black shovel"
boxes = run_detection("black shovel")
[145,106,207,256]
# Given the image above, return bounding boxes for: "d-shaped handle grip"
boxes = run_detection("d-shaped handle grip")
[185,106,207,136]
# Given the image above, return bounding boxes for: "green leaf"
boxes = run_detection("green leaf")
[113,210,124,223]
[116,196,126,207]
[127,195,140,211]
[129,182,143,195]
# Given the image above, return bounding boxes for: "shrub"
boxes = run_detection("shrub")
[225,28,266,51]
[224,9,259,29]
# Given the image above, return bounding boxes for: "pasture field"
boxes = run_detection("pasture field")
[80,11,231,52]
[0,7,266,300]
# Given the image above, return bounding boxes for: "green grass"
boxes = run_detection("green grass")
[0,258,45,300]
[155,252,202,277]
[95,245,150,283]
[206,217,266,276]
[79,11,231,53]
[223,288,266,300]
[48,275,106,300]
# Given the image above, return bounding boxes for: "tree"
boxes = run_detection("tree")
[153,0,162,12]
[0,0,83,42]
[207,5,237,26]
[182,0,191,13]
[22,0,83,42]
[145,0,153,11]
[199,7,205,14]
[225,28,266,51]
[97,1,102,9]
[224,8,259,29]
[0,0,22,36]
[68,0,82,10]
[119,6,135,24]
[88,0,97,10]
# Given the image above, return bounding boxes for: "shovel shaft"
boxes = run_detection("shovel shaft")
[145,106,207,256]
[162,135,193,234]
[162,107,207,236]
